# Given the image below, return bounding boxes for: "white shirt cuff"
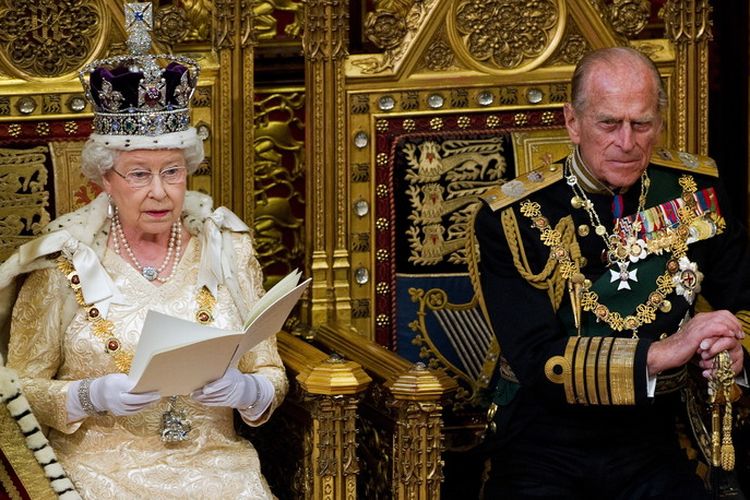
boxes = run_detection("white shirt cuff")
[736,368,749,387]
[646,367,657,398]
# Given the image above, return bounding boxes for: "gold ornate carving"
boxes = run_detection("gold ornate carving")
[351,0,439,74]
[315,327,456,497]
[254,92,305,285]
[0,0,106,79]
[280,334,369,499]
[608,0,650,37]
[548,20,589,66]
[314,395,361,474]
[662,0,713,43]
[0,146,50,262]
[388,364,447,499]
[154,5,190,45]
[302,0,349,61]
[253,0,304,40]
[351,298,370,318]
[214,0,237,49]
[448,0,566,74]
[48,141,99,217]
[365,10,408,50]
[303,0,351,325]
[662,0,712,153]
[422,31,457,72]
[216,49,233,209]
[176,0,212,41]
[240,0,254,47]
[371,0,418,17]
[511,128,574,174]
[192,87,212,108]
[302,0,325,62]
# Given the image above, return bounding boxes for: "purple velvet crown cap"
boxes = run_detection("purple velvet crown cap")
[89,60,192,113]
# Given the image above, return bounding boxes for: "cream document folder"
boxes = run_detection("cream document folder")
[128,270,311,395]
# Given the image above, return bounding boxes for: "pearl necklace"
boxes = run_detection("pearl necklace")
[111,209,182,283]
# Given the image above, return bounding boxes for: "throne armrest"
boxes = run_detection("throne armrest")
[314,323,458,499]
[244,331,371,500]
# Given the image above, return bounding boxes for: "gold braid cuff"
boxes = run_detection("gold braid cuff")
[545,337,638,405]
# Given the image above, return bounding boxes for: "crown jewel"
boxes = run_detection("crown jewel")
[79,2,200,139]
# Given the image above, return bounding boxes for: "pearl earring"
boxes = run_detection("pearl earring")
[107,195,115,219]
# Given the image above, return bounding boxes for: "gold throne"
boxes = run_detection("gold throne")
[0,0,742,498]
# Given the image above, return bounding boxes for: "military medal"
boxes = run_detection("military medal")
[672,255,703,304]
[566,163,650,296]
[610,261,638,290]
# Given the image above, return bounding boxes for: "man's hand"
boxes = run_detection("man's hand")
[647,310,743,376]
[697,331,745,377]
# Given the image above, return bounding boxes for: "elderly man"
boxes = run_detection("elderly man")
[475,47,747,499]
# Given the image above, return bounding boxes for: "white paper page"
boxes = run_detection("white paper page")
[229,276,311,367]
[129,310,241,387]
[242,269,302,328]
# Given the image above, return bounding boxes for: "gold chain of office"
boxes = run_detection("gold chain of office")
[56,256,216,372]
[519,175,699,338]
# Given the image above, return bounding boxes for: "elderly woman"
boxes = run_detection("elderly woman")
[0,8,286,499]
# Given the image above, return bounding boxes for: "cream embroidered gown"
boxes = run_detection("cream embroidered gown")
[7,233,287,499]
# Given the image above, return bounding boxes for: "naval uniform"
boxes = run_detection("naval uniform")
[475,148,750,499]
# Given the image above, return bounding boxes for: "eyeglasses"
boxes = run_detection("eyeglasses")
[111,166,187,189]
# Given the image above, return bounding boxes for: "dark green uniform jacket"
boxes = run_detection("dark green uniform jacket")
[475,148,750,451]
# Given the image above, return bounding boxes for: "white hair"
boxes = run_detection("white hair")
[80,129,204,186]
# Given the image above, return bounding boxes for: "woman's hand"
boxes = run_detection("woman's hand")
[191,368,259,409]
[89,374,161,416]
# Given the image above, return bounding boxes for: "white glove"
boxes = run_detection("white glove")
[191,368,259,409]
[88,374,161,416]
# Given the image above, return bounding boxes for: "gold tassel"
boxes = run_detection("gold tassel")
[710,351,737,471]
[720,393,734,471]
[711,403,721,468]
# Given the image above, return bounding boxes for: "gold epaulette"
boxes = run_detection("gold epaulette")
[480,163,564,212]
[651,147,718,177]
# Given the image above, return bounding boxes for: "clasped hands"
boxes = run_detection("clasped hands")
[85,368,260,416]
[647,310,745,378]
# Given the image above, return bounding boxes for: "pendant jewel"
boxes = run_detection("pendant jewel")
[111,208,182,284]
[610,261,638,290]
[160,396,192,442]
[142,266,158,281]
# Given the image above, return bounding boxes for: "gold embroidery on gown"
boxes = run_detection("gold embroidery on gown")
[8,233,287,499]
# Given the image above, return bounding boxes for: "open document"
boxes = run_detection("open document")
[128,270,311,395]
